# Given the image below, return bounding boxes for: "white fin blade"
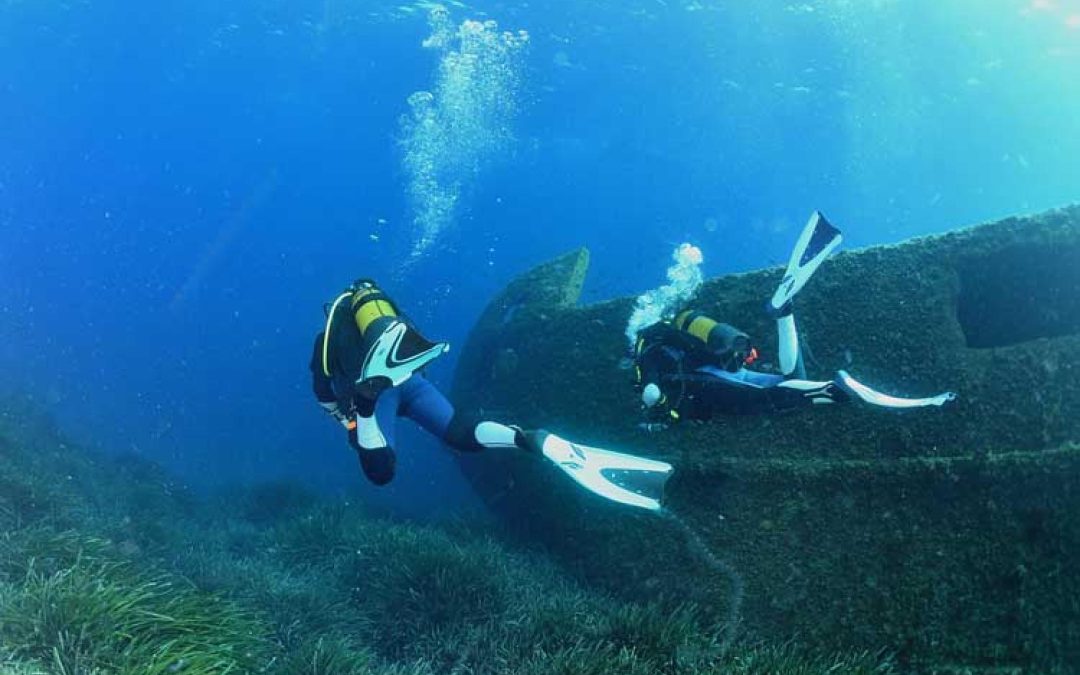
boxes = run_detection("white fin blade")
[769,211,843,312]
[837,370,956,409]
[540,435,673,512]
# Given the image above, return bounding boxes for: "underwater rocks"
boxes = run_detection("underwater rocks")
[452,205,1080,671]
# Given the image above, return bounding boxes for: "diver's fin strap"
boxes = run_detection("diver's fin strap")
[538,432,673,512]
[769,211,842,313]
[835,370,956,409]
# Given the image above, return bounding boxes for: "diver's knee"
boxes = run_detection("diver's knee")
[444,411,485,452]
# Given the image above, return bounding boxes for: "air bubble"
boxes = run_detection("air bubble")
[400,6,529,258]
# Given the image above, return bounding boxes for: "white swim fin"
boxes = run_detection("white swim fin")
[768,211,843,315]
[836,370,956,409]
[359,320,449,389]
[529,431,674,512]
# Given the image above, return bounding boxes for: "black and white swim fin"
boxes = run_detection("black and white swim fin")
[530,431,674,512]
[359,320,449,389]
[768,211,843,315]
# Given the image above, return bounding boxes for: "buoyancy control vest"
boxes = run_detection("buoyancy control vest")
[631,311,758,422]
[671,310,756,371]
[321,279,448,403]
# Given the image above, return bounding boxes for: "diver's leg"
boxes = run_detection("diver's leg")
[775,310,806,379]
[769,212,843,378]
[398,375,524,452]
[689,367,794,415]
[769,377,848,411]
[771,371,957,410]
[397,377,675,511]
[693,367,849,413]
[349,389,399,485]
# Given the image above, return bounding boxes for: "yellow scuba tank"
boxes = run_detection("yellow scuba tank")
[349,279,399,336]
[321,279,400,378]
[321,279,448,390]
[674,310,755,371]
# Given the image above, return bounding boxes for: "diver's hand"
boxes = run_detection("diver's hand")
[318,401,353,429]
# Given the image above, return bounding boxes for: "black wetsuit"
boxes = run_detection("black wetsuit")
[635,321,842,420]
[310,306,496,485]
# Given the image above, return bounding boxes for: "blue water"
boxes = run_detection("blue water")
[2,0,1078,516]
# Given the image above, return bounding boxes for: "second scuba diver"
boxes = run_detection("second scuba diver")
[631,212,956,424]
[311,279,674,511]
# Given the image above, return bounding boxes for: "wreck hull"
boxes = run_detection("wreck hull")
[453,207,1080,669]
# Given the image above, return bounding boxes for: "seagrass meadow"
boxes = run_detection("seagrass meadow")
[0,397,896,673]
[452,205,1080,673]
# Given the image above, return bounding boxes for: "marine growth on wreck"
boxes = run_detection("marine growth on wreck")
[453,205,1080,671]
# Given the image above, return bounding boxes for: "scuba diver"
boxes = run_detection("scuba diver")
[311,279,673,511]
[631,212,956,424]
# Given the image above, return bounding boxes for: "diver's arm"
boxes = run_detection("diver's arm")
[310,333,352,428]
[634,325,687,423]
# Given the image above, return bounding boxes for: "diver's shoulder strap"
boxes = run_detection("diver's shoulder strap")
[321,292,354,377]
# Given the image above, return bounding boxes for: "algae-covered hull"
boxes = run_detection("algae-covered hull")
[452,206,1080,670]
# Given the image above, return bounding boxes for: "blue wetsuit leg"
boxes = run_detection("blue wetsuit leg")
[396,375,455,440]
[351,387,401,485]
[395,375,495,452]
[691,366,808,415]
